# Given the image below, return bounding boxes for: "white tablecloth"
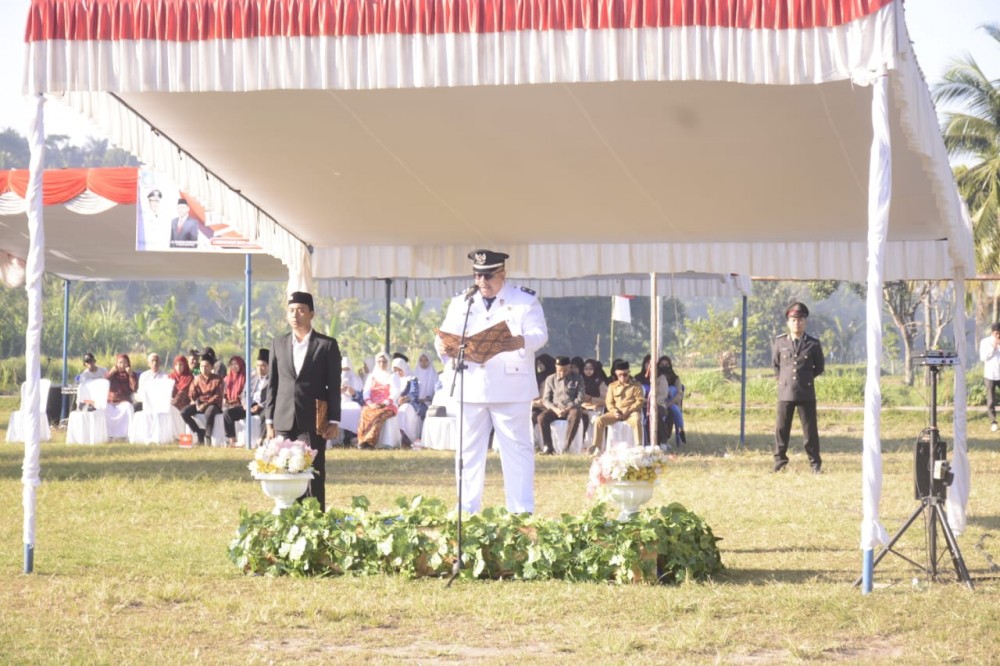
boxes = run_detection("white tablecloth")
[421,416,457,451]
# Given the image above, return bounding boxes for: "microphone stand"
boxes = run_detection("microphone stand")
[446,291,476,587]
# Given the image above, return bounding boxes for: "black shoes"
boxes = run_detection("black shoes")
[811,466,823,475]
[773,460,788,473]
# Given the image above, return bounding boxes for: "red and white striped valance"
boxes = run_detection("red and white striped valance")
[0,168,137,206]
[25,0,897,41]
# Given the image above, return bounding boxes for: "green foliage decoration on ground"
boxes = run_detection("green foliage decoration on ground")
[229,495,723,584]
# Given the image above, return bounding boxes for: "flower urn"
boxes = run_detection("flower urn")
[607,480,656,521]
[253,471,313,514]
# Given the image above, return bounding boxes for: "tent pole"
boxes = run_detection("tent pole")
[23,94,46,575]
[245,253,253,447]
[860,75,892,593]
[384,278,391,354]
[60,279,70,422]
[739,293,748,449]
[649,273,658,448]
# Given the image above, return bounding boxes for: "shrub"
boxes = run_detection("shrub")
[228,496,724,584]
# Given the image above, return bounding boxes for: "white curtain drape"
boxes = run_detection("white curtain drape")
[860,75,890,552]
[947,276,969,533]
[22,95,45,564]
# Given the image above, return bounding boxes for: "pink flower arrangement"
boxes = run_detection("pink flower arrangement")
[248,437,317,475]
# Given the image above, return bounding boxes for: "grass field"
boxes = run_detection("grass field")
[2,400,1000,664]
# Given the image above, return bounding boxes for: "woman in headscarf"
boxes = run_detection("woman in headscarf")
[634,354,652,391]
[357,352,401,449]
[105,353,138,440]
[167,354,194,439]
[221,356,247,446]
[657,355,685,445]
[414,352,439,406]
[339,358,364,443]
[581,358,609,406]
[392,357,426,446]
[169,355,194,410]
[532,353,557,427]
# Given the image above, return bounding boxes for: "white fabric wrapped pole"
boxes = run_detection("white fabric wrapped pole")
[947,277,969,532]
[860,75,891,593]
[649,272,657,448]
[23,94,46,574]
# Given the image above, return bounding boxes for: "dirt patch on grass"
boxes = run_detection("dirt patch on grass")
[249,637,562,662]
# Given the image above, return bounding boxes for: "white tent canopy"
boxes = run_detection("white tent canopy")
[19,0,975,587]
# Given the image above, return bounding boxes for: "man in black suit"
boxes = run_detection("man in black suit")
[168,198,199,248]
[772,302,825,474]
[264,291,341,511]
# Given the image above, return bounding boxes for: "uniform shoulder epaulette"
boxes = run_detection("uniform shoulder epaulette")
[520,286,536,295]
[776,333,789,339]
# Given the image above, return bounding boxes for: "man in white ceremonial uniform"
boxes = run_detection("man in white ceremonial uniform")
[435,249,548,514]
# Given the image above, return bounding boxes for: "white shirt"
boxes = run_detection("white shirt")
[980,334,1000,381]
[292,329,312,376]
[78,367,107,384]
[137,369,168,403]
[435,282,548,404]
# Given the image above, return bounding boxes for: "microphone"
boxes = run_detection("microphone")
[464,284,479,303]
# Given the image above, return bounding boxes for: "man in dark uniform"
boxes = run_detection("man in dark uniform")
[265,291,341,511]
[773,302,825,473]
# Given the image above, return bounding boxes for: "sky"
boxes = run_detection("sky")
[1,0,999,142]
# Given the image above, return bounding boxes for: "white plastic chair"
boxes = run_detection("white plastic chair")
[550,420,585,454]
[6,378,52,443]
[66,379,109,445]
[375,415,402,449]
[129,378,179,445]
[606,421,636,447]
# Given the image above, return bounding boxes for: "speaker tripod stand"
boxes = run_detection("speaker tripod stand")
[855,364,973,590]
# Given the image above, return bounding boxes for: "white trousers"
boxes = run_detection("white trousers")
[106,401,134,438]
[457,401,534,514]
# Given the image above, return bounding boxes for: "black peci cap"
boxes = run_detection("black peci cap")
[287,291,315,311]
[785,302,810,318]
[468,249,509,273]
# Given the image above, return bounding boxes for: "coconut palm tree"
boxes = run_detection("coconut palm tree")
[932,24,1000,317]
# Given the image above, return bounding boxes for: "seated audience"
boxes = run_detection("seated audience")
[531,353,557,425]
[357,352,400,449]
[105,354,138,440]
[136,352,168,411]
[187,349,201,376]
[180,357,224,445]
[570,356,586,377]
[76,352,107,409]
[221,356,247,446]
[658,355,686,445]
[169,355,195,412]
[392,357,426,446]
[201,346,227,378]
[339,358,364,444]
[581,358,609,407]
[589,359,645,455]
[246,349,270,442]
[536,356,588,455]
[414,352,439,407]
[167,354,194,411]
